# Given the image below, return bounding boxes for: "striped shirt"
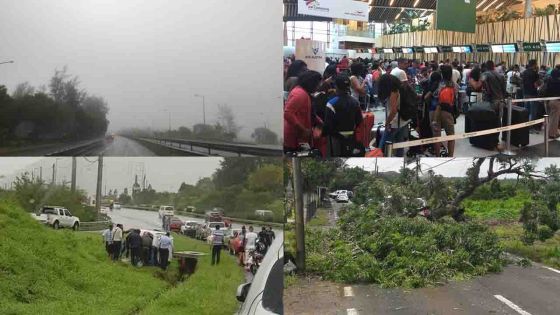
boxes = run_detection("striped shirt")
[212,229,224,245]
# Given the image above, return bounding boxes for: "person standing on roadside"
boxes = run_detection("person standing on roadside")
[211,225,224,265]
[542,67,560,139]
[158,232,173,270]
[141,231,153,266]
[101,224,113,258]
[238,226,247,266]
[244,226,258,268]
[111,224,123,261]
[266,226,276,246]
[128,229,143,266]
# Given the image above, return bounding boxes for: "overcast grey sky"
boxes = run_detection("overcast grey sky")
[0,157,223,196]
[0,0,282,140]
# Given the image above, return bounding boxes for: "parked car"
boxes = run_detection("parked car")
[185,206,196,213]
[329,190,347,199]
[30,206,80,230]
[336,193,349,203]
[254,210,274,220]
[197,221,227,241]
[158,205,174,218]
[113,202,121,209]
[180,221,200,237]
[236,233,283,314]
[169,217,184,232]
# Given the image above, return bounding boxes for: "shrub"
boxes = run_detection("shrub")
[538,226,555,242]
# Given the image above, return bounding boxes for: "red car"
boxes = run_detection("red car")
[169,217,184,232]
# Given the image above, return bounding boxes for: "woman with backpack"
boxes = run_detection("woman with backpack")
[377,74,417,157]
[425,65,459,157]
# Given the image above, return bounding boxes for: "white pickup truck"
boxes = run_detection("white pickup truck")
[31,206,80,230]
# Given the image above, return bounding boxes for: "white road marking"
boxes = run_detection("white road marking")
[344,286,354,297]
[494,295,532,315]
[347,308,359,315]
[543,266,560,275]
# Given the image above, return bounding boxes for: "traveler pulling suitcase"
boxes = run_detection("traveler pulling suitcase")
[466,102,500,150]
[501,105,529,147]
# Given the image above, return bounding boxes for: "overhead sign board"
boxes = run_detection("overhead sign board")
[491,43,518,53]
[452,45,473,53]
[295,39,326,72]
[401,47,413,54]
[413,46,424,53]
[298,0,369,22]
[424,47,439,53]
[436,0,477,33]
[383,48,394,53]
[523,42,542,52]
[440,46,453,53]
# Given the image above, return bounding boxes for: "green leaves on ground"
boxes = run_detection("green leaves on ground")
[302,206,506,288]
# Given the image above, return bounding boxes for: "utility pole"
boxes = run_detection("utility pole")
[39,166,42,182]
[96,155,104,215]
[51,163,56,185]
[71,157,77,192]
[293,157,305,271]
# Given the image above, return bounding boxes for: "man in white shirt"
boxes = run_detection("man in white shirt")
[211,226,224,265]
[244,226,258,267]
[111,224,123,261]
[101,224,113,258]
[390,59,408,82]
[151,233,161,266]
[158,232,173,270]
[451,61,461,85]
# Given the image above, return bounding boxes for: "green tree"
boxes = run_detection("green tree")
[251,127,279,145]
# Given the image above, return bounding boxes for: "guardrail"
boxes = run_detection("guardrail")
[386,96,560,157]
[137,137,282,157]
[46,138,105,156]
[80,219,112,231]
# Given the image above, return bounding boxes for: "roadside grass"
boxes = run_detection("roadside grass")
[0,200,245,315]
[0,200,169,315]
[463,193,529,221]
[140,233,245,315]
[307,208,329,227]
[494,224,560,269]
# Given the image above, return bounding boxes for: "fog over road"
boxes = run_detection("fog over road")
[99,136,155,157]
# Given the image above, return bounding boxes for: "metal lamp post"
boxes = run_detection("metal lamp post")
[194,94,206,125]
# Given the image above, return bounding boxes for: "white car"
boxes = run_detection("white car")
[336,193,349,203]
[329,190,347,199]
[31,206,80,230]
[237,233,283,314]
[113,203,121,209]
[158,205,174,218]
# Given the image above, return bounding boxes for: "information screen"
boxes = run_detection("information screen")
[523,42,542,52]
[394,47,403,53]
[441,46,453,53]
[413,46,424,53]
[546,42,560,52]
[402,47,413,54]
[491,44,518,53]
[424,47,439,53]
[451,46,473,53]
[383,48,394,53]
[476,45,490,52]
[491,45,504,53]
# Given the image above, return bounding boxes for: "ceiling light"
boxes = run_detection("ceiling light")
[484,0,499,11]
[477,0,488,9]
[414,0,420,7]
[390,0,395,6]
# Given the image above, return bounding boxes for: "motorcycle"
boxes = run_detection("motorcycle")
[248,238,268,275]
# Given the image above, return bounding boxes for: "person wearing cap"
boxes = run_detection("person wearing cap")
[323,74,364,157]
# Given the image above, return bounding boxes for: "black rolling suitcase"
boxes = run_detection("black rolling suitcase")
[501,105,529,147]
[467,102,500,150]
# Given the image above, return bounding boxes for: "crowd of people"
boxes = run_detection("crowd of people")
[101,224,174,270]
[284,54,560,157]
[228,225,275,271]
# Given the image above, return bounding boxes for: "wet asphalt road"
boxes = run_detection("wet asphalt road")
[96,136,156,156]
[285,263,560,315]
[106,207,282,238]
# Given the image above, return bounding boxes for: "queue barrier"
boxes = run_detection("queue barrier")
[386,96,560,158]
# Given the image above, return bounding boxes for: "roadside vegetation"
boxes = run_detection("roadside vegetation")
[0,200,245,315]
[126,158,284,222]
[0,67,108,147]
[1,173,98,221]
[286,158,560,287]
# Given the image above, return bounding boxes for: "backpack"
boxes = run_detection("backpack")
[438,83,459,119]
[510,72,521,86]
[398,83,418,122]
